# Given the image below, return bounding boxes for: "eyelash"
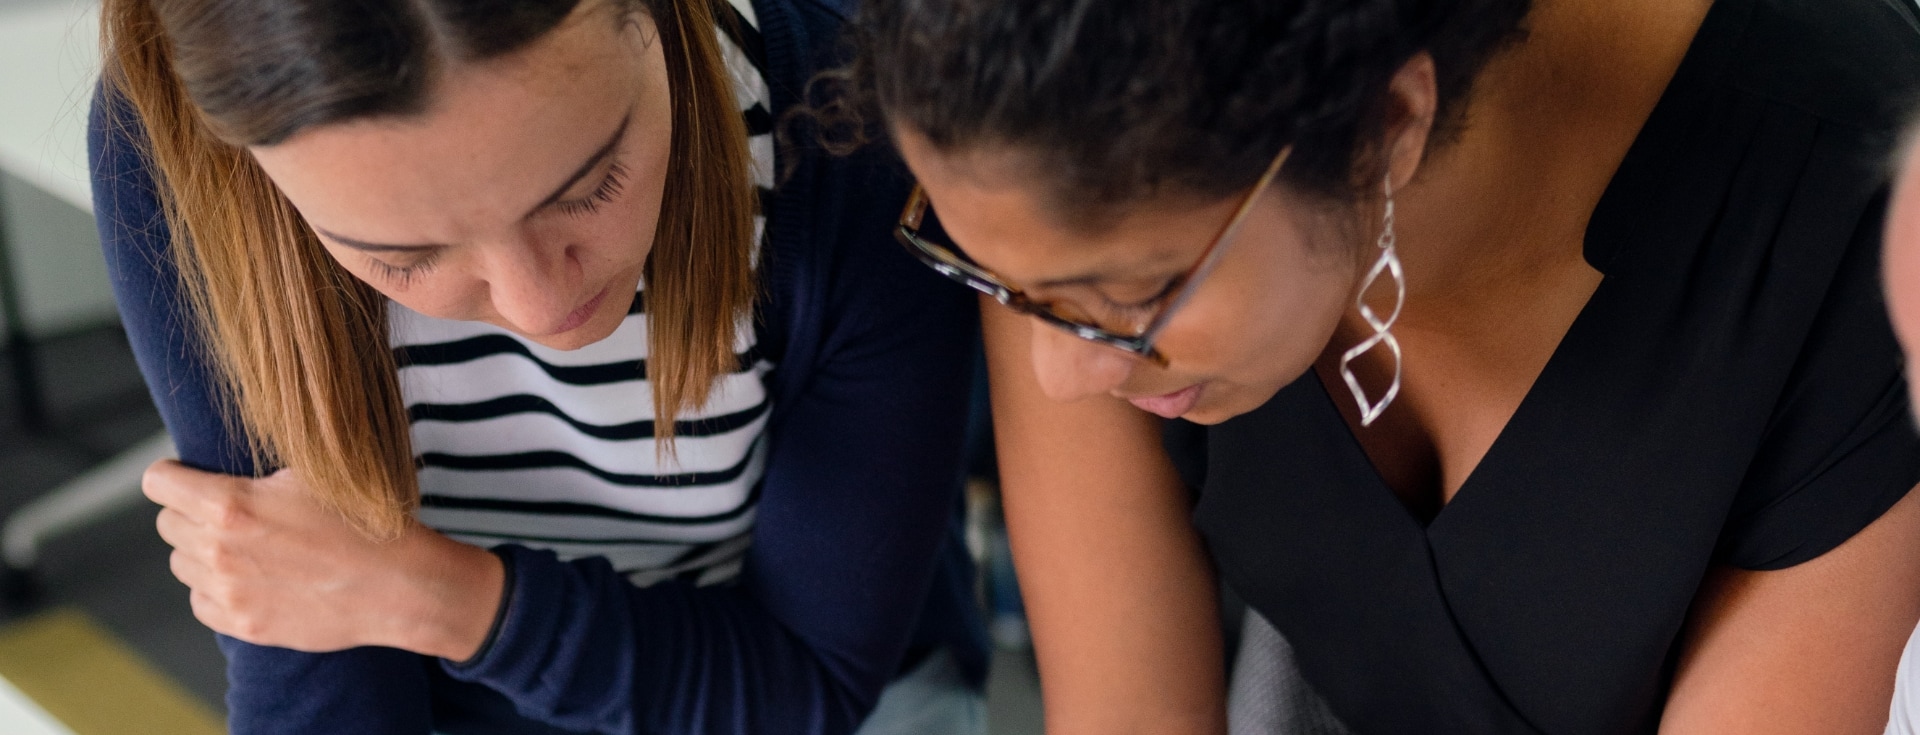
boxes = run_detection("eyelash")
[554,159,631,218]
[368,253,439,287]
[1099,278,1183,317]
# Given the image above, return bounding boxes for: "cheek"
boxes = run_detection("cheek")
[523,154,672,281]
[539,208,658,272]
[1158,237,1355,415]
[579,148,671,270]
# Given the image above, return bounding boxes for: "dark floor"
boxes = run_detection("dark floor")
[0,325,232,712]
[0,324,1044,733]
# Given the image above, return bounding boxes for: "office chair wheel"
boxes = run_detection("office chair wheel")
[0,563,38,610]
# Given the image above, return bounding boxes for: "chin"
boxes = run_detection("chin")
[519,306,627,351]
[526,333,594,351]
[1175,395,1237,425]
[526,319,622,351]
[1178,404,1237,425]
[1179,382,1284,425]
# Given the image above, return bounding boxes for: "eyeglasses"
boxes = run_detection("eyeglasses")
[895,147,1292,366]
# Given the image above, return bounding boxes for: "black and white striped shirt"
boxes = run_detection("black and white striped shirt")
[391,3,776,588]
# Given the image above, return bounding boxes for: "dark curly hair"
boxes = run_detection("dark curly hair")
[828,0,1530,220]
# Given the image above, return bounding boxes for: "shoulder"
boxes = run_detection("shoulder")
[781,0,859,24]
[750,0,857,61]
[1727,0,1920,133]
[89,82,173,307]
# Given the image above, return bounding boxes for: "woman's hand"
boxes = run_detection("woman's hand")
[142,460,505,661]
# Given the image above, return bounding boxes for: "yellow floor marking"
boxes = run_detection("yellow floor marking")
[0,608,224,735]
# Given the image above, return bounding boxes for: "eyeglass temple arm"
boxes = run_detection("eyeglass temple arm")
[901,186,929,230]
[1137,148,1293,344]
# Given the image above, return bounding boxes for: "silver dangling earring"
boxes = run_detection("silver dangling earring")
[1338,175,1406,427]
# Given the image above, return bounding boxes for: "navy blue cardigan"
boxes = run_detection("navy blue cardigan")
[89,0,987,733]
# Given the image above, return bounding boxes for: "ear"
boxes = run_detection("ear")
[1383,53,1439,194]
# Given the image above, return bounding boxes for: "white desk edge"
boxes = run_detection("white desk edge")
[0,0,101,214]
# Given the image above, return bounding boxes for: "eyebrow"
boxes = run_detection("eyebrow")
[1033,261,1187,290]
[312,110,635,254]
[1032,274,1110,289]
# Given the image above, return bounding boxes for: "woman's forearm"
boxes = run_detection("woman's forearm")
[985,303,1228,735]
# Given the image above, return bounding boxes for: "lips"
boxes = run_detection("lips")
[553,286,610,334]
[1127,383,1203,419]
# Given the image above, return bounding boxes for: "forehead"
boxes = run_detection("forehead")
[247,12,644,238]
[893,128,1234,286]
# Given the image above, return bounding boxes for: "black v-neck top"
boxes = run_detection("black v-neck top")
[1174,0,1920,732]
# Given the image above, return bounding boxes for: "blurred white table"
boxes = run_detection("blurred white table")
[0,0,173,582]
[0,0,98,425]
[0,675,72,735]
[0,0,98,212]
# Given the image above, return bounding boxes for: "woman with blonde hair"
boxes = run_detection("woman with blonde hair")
[91,0,985,732]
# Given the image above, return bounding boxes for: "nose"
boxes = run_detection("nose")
[480,232,581,336]
[1029,321,1137,402]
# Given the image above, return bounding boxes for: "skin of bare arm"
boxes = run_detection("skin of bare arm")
[984,299,1228,735]
[1660,487,1920,734]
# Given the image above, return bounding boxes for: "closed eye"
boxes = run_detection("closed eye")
[552,158,630,218]
[366,250,441,287]
[1098,277,1183,316]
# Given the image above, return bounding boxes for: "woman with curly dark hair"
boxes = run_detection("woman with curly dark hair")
[842,0,1920,731]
